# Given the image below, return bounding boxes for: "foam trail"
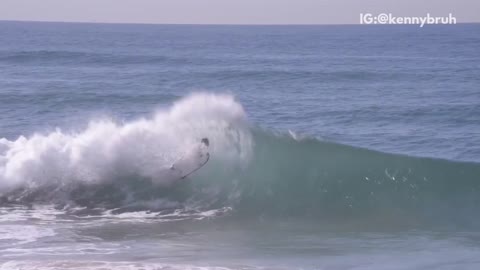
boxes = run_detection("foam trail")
[0,93,253,192]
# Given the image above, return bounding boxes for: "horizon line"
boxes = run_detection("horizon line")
[1,19,479,27]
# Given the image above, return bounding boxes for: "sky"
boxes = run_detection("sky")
[0,0,479,25]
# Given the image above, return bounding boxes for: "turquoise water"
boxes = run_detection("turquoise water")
[0,21,480,269]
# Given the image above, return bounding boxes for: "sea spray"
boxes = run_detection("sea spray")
[0,93,253,194]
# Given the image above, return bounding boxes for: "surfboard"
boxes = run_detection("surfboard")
[170,138,210,180]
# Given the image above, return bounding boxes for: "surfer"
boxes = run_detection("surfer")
[199,137,210,158]
[170,138,210,179]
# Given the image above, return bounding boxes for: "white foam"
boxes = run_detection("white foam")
[0,224,55,244]
[0,93,253,192]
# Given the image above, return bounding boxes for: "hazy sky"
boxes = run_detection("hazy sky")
[0,0,478,25]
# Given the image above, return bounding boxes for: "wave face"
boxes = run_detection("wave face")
[1,93,480,226]
[233,132,480,226]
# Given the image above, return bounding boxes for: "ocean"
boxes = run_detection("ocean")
[0,21,479,269]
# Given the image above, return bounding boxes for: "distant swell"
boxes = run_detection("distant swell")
[0,50,191,65]
[1,93,479,227]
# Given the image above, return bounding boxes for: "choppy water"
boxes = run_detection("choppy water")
[0,21,479,269]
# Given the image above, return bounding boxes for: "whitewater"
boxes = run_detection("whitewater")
[0,93,252,194]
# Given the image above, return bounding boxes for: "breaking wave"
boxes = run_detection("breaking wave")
[0,93,252,205]
[1,93,479,227]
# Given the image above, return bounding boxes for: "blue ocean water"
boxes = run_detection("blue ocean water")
[1,22,479,161]
[0,21,480,270]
